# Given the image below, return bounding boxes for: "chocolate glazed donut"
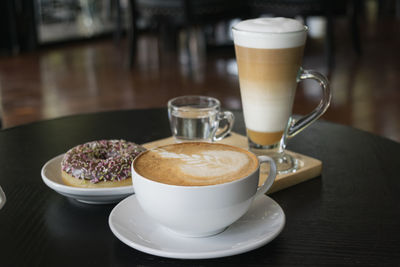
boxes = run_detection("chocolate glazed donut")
[61,140,146,188]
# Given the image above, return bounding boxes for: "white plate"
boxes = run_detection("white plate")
[109,194,285,259]
[41,154,134,204]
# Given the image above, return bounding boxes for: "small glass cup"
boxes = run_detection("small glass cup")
[168,96,234,143]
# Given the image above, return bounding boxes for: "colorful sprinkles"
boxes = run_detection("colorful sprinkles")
[61,140,146,184]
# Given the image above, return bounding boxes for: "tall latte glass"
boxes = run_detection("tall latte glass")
[232,17,331,173]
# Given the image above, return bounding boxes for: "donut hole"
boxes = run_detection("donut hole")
[93,151,108,160]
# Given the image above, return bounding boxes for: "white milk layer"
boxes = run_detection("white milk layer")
[240,80,296,133]
[233,17,307,49]
[155,149,250,179]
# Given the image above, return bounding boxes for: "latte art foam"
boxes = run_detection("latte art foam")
[156,149,249,178]
[134,143,258,186]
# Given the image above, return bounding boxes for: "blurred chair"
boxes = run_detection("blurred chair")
[127,0,245,67]
[247,0,362,68]
[0,0,37,54]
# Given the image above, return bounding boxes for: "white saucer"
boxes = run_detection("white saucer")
[41,154,134,204]
[109,194,285,259]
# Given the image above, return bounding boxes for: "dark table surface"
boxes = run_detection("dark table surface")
[0,108,399,266]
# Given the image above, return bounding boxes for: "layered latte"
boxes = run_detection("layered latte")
[233,18,306,146]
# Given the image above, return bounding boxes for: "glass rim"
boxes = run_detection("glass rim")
[168,95,221,110]
[232,24,308,35]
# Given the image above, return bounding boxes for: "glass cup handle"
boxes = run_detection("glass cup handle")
[255,155,277,197]
[0,186,6,210]
[213,111,235,141]
[286,68,332,139]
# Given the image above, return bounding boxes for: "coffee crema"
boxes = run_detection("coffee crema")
[133,142,258,186]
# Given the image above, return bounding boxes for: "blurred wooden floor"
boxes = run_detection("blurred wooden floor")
[0,16,399,143]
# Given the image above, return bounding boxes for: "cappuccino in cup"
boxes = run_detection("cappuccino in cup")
[132,142,277,237]
[134,142,258,186]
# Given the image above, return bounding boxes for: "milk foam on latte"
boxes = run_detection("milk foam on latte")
[134,143,258,186]
[233,17,305,49]
[233,18,306,145]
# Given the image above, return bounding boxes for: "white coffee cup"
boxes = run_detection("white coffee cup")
[131,142,277,237]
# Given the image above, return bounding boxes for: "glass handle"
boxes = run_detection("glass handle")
[0,186,6,210]
[213,111,235,141]
[287,68,332,139]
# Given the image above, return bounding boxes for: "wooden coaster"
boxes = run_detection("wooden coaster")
[142,132,322,194]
